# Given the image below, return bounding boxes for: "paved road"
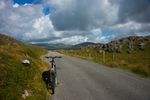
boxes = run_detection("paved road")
[47,52,150,100]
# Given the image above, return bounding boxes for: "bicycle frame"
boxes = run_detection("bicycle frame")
[45,56,62,94]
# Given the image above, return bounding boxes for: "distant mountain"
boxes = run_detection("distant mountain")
[71,42,97,49]
[34,35,150,50]
[33,42,99,50]
[34,43,72,50]
[72,35,150,50]
[74,42,96,47]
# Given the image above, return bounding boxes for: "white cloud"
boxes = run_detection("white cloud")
[0,0,150,45]
[0,1,6,9]
[87,28,102,42]
[99,34,116,43]
[48,0,119,30]
[50,35,88,45]
[24,15,56,41]
[107,21,144,36]
[13,3,19,8]
[32,15,54,33]
[0,1,44,40]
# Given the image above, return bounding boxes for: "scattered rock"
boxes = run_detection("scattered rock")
[139,42,146,50]
[22,90,32,99]
[22,59,30,65]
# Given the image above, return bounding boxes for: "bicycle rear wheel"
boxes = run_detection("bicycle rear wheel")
[51,85,55,94]
[50,71,56,94]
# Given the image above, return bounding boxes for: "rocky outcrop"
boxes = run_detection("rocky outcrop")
[83,35,150,53]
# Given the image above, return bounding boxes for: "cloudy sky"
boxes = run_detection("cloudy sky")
[0,0,150,45]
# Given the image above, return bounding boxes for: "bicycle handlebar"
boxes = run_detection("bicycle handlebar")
[45,56,62,59]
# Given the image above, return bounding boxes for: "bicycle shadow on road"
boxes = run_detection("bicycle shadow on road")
[42,70,55,95]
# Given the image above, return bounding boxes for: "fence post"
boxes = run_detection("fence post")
[103,50,105,63]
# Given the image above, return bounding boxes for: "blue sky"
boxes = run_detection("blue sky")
[13,0,55,15]
[43,4,55,15]
[0,0,150,44]
[13,0,42,5]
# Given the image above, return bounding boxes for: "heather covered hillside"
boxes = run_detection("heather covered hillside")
[0,34,49,100]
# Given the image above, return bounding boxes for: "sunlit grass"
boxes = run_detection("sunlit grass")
[0,34,50,100]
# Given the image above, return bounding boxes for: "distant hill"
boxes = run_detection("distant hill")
[34,43,71,50]
[71,42,97,49]
[34,42,98,50]
[32,36,150,50]
[0,34,48,99]
[69,35,150,51]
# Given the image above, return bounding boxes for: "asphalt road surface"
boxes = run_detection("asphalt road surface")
[47,52,150,100]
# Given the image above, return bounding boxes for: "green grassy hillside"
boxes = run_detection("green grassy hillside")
[59,36,150,77]
[0,34,49,100]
